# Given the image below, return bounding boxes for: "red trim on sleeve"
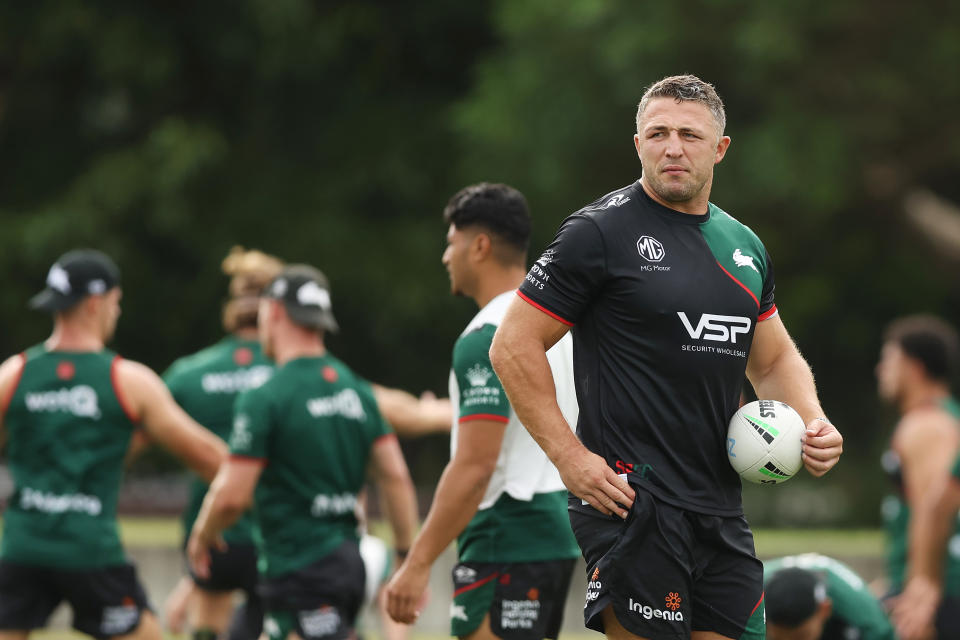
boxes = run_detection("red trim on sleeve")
[758,305,778,322]
[453,571,500,597]
[516,291,574,327]
[0,352,27,419]
[111,356,141,424]
[714,261,760,309]
[229,454,268,466]
[374,432,397,445]
[459,413,510,424]
[749,592,764,616]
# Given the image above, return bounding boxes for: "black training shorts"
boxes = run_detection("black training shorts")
[569,487,765,640]
[0,560,152,639]
[450,559,576,639]
[187,541,259,594]
[258,539,365,640]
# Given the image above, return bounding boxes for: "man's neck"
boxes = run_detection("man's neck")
[639,176,711,215]
[272,334,326,367]
[45,321,104,352]
[232,328,259,341]
[471,268,527,309]
[899,381,950,414]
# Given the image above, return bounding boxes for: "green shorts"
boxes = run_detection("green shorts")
[450,559,575,639]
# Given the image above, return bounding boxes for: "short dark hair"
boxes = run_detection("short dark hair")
[765,567,825,627]
[636,74,726,137]
[884,314,959,382]
[442,183,531,263]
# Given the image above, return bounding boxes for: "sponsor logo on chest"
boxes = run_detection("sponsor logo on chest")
[677,312,752,359]
[636,236,671,272]
[24,385,101,419]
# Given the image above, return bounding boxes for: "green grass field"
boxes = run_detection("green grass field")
[0,516,888,557]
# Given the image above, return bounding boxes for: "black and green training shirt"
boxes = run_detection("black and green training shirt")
[518,181,777,516]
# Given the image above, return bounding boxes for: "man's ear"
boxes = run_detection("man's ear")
[816,598,833,621]
[471,232,492,262]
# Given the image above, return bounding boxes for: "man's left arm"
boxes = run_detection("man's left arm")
[187,459,263,578]
[745,315,842,476]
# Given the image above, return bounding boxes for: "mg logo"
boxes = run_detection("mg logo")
[637,236,665,262]
[678,312,752,344]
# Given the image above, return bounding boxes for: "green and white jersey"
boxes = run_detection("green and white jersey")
[0,345,138,568]
[449,290,580,563]
[765,554,896,640]
[229,354,390,578]
[164,336,272,545]
[881,396,960,594]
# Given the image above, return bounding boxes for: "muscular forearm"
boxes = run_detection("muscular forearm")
[490,333,581,465]
[377,474,418,552]
[749,347,825,423]
[405,459,492,568]
[192,480,246,544]
[909,488,958,584]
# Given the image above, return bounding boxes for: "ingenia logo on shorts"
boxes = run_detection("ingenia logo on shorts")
[627,592,684,622]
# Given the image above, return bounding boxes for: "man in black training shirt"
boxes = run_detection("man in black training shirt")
[490,75,844,640]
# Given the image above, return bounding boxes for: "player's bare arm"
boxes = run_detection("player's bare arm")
[896,410,960,507]
[0,353,26,449]
[746,314,842,476]
[115,358,227,481]
[368,433,418,557]
[372,384,453,436]
[489,297,634,518]
[385,418,506,624]
[895,473,960,640]
[187,459,263,579]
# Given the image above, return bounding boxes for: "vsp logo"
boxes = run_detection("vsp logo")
[637,236,665,262]
[678,312,752,344]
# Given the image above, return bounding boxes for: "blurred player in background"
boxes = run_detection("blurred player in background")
[489,75,842,640]
[387,183,581,640]
[162,247,284,640]
[877,314,960,639]
[189,264,418,640]
[893,453,960,640]
[764,554,895,640]
[164,249,448,640]
[0,249,226,640]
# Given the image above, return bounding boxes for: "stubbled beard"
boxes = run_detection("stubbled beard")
[648,173,704,203]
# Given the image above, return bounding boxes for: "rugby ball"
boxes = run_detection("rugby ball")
[726,400,804,485]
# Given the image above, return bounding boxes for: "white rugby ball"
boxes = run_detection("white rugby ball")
[727,400,804,485]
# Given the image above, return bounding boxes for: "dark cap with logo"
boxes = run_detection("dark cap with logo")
[29,249,121,312]
[765,567,828,627]
[263,264,339,332]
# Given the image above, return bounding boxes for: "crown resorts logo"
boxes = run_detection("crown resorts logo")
[466,363,493,387]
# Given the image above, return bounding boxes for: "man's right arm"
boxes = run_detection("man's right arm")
[489,297,633,518]
[115,359,226,481]
[385,418,506,624]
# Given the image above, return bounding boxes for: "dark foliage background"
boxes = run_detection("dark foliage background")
[2,0,959,525]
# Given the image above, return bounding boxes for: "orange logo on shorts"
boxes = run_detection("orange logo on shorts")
[592,567,600,581]
[527,588,539,600]
[665,592,682,611]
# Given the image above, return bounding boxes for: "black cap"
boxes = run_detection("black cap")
[29,249,121,312]
[765,567,828,627]
[263,264,339,332]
